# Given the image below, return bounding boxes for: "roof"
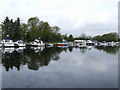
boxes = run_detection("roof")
[3,38,10,40]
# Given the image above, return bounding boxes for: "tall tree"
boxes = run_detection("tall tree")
[67,34,74,41]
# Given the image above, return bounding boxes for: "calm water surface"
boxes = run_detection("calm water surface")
[1,46,119,88]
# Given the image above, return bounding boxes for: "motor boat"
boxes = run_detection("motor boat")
[14,40,25,47]
[56,41,68,46]
[27,39,45,47]
[1,38,15,47]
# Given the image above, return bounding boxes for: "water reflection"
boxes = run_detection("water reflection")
[2,46,119,88]
[68,46,73,52]
[2,47,65,71]
[2,48,26,71]
[79,46,93,53]
[25,47,65,71]
[1,46,120,71]
[73,46,119,54]
[94,46,120,54]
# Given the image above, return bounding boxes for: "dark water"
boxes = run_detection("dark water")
[1,46,119,88]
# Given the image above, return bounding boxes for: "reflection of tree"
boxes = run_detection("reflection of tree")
[94,46,120,54]
[68,46,73,52]
[79,47,88,54]
[2,50,25,71]
[0,51,2,64]
[2,47,64,71]
[25,47,64,70]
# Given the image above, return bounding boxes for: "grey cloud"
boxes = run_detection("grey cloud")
[0,0,118,36]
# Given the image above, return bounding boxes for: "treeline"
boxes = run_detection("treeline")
[1,16,119,42]
[1,17,63,42]
[92,32,119,42]
[62,33,91,42]
[63,32,119,42]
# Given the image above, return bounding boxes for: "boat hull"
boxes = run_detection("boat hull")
[26,44,45,47]
[2,43,14,47]
[56,44,68,46]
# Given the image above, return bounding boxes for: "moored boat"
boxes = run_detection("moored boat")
[14,40,25,47]
[27,39,45,47]
[1,38,15,47]
[45,43,54,47]
[56,41,68,46]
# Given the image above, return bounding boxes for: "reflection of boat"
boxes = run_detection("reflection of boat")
[27,39,45,47]
[45,43,54,47]
[15,47,25,53]
[2,48,14,54]
[31,47,45,53]
[2,47,26,54]
[68,42,74,46]
[56,42,68,46]
[0,42,2,47]
[79,44,86,47]
[86,40,94,46]
[57,46,68,48]
[14,40,25,47]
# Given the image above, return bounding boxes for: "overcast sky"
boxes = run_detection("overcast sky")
[0,0,119,36]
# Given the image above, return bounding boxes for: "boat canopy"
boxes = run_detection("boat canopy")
[3,38,10,40]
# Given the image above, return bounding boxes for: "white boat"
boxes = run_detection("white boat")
[0,41,2,47]
[29,39,45,47]
[14,40,25,47]
[45,43,54,47]
[56,41,68,46]
[68,42,74,46]
[108,42,117,46]
[86,40,94,46]
[57,46,68,48]
[98,41,108,46]
[1,38,15,47]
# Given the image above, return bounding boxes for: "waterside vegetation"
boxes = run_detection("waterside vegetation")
[0,16,120,43]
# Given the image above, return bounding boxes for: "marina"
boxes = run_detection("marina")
[1,35,119,88]
[0,36,119,48]
[0,2,119,88]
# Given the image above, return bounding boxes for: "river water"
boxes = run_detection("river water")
[1,46,119,88]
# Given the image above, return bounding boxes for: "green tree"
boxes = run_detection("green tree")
[92,35,102,42]
[92,32,119,42]
[67,34,74,41]
[1,16,63,42]
[1,17,10,39]
[1,17,23,41]
[63,34,68,40]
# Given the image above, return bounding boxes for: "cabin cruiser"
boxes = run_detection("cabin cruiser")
[27,39,45,47]
[1,39,25,47]
[14,40,25,47]
[45,43,54,47]
[1,38,15,47]
[56,41,68,46]
[1,35,15,47]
